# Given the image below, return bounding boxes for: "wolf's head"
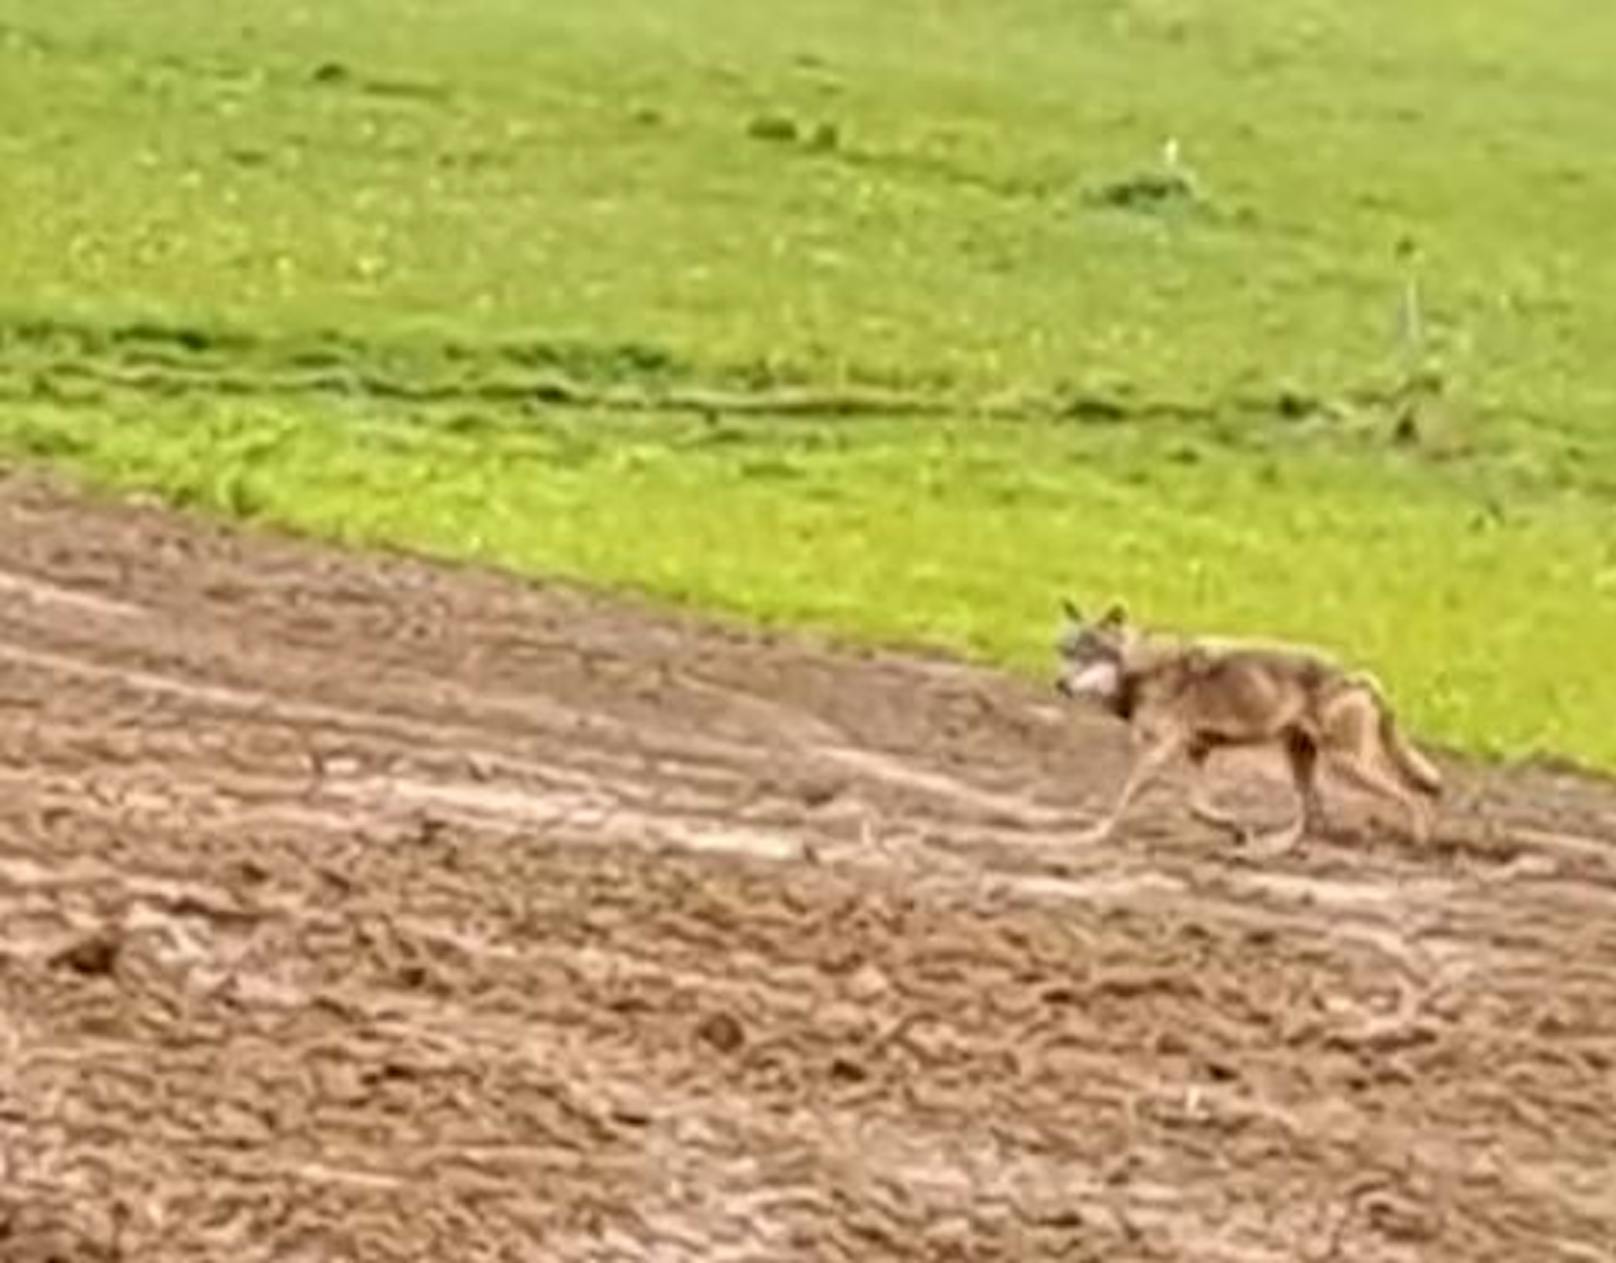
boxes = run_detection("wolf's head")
[1054,598,1130,703]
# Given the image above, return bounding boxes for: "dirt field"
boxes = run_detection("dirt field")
[1,472,1613,1262]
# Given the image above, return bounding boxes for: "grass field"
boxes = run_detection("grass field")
[1,0,1613,766]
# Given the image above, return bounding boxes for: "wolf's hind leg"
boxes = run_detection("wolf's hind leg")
[1254,730,1324,856]
[1331,756,1431,844]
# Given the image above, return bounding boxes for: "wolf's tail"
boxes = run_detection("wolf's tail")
[1352,673,1442,798]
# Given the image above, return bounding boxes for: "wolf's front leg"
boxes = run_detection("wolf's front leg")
[1076,731,1182,845]
[1186,741,1257,843]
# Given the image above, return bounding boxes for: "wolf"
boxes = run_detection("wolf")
[1053,599,1443,853]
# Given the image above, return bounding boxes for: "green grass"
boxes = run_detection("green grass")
[7,397,1612,766]
[4,0,1616,432]
[0,0,1613,767]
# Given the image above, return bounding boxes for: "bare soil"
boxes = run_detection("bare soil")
[0,473,1613,1262]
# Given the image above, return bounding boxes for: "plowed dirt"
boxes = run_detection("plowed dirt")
[1,473,1613,1262]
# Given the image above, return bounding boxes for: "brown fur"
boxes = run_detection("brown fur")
[1054,600,1442,852]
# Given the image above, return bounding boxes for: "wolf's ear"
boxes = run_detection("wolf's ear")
[1099,601,1127,628]
[1061,597,1083,622]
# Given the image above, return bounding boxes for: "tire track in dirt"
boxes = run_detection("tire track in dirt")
[0,472,1614,1260]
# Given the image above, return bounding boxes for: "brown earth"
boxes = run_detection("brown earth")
[0,471,1613,1262]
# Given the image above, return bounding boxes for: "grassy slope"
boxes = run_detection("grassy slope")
[0,0,1613,765]
[9,398,1609,765]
